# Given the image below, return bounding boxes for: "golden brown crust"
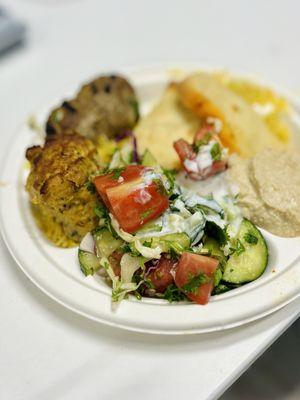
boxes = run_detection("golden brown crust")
[26,134,101,245]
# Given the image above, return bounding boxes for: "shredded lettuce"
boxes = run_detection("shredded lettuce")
[120,254,144,283]
[100,255,143,303]
[110,213,162,259]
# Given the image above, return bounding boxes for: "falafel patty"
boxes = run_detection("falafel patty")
[46,74,139,141]
[26,134,101,247]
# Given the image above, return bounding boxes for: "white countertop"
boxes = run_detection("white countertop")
[1,1,300,399]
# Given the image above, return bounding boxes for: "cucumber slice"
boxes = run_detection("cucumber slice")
[136,220,162,234]
[139,232,190,254]
[78,249,100,276]
[93,228,122,258]
[223,219,268,284]
[152,233,190,253]
[141,149,158,167]
[205,221,227,245]
[201,238,225,261]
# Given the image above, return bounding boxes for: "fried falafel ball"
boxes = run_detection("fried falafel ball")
[46,75,139,141]
[26,134,101,247]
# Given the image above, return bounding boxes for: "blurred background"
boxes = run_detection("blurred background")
[1,1,299,399]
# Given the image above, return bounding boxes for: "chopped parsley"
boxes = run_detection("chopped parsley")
[181,272,210,295]
[163,284,186,302]
[244,232,258,244]
[210,142,222,161]
[162,168,178,196]
[235,239,245,255]
[194,132,212,150]
[121,242,141,257]
[94,202,108,219]
[142,240,152,248]
[111,167,125,180]
[86,181,96,193]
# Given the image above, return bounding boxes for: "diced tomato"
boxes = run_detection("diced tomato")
[94,165,145,207]
[194,123,217,144]
[175,252,219,305]
[188,160,227,181]
[204,160,227,178]
[174,126,227,181]
[147,256,177,293]
[173,139,196,163]
[93,166,169,233]
[108,251,123,277]
[107,182,168,233]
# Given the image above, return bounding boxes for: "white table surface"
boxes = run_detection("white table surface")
[1,1,300,399]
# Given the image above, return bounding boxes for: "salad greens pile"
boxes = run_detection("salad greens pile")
[78,144,268,306]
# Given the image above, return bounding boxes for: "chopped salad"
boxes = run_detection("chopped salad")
[78,123,268,306]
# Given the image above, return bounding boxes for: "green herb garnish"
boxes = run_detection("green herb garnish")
[162,168,177,194]
[163,284,186,302]
[142,240,153,248]
[144,277,155,289]
[181,272,210,295]
[112,167,125,180]
[86,181,96,193]
[194,132,212,150]
[121,242,141,257]
[235,239,245,255]
[244,232,258,244]
[210,142,222,161]
[94,202,108,218]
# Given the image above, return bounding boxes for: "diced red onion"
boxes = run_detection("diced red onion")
[115,130,139,163]
[145,259,159,277]
[79,232,95,253]
[114,130,133,142]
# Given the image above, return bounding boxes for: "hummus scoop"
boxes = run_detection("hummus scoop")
[228,149,300,237]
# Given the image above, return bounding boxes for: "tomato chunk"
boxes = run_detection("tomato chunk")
[194,123,216,144]
[108,251,123,277]
[94,165,145,207]
[93,166,169,233]
[147,256,177,293]
[173,139,196,163]
[174,126,227,181]
[175,252,219,305]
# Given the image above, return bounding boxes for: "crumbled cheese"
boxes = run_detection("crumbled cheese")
[196,142,214,170]
[183,158,198,173]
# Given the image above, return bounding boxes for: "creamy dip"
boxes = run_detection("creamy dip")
[228,149,300,237]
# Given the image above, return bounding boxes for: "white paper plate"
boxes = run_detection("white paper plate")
[1,65,300,335]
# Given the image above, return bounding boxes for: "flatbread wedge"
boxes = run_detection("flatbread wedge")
[178,72,286,157]
[134,83,201,169]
